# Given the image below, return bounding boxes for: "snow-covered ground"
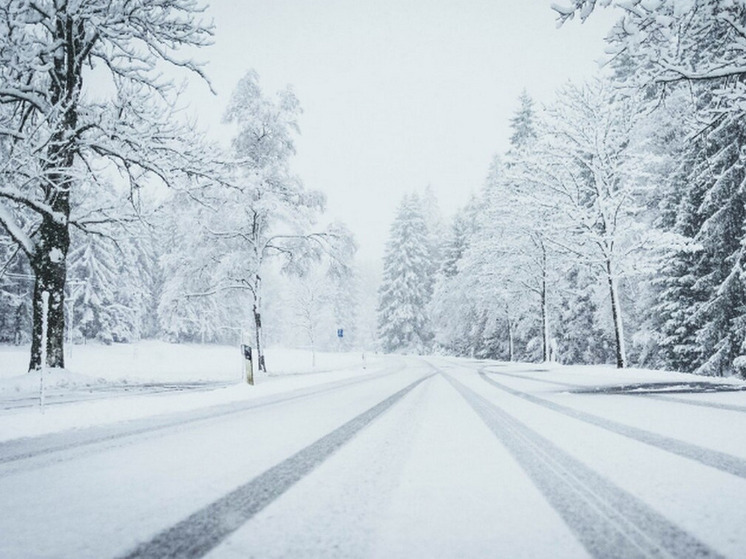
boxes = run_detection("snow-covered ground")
[2,349,746,558]
[0,340,373,382]
[0,341,380,441]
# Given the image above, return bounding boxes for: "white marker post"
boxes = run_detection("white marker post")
[242,344,254,386]
[39,290,49,414]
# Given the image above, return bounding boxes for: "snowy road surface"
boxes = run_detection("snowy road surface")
[2,357,746,558]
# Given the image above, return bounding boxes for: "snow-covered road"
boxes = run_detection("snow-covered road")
[2,357,746,558]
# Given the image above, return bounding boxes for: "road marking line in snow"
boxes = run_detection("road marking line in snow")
[442,372,724,559]
[119,373,434,559]
[0,364,408,472]
[478,370,746,481]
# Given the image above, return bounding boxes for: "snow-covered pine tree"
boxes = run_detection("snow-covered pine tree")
[421,185,446,289]
[378,194,435,354]
[649,124,708,373]
[555,264,615,364]
[509,90,537,153]
[0,236,32,344]
[676,117,746,376]
[428,196,484,356]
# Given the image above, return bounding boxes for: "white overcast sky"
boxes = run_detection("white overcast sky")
[183,1,617,262]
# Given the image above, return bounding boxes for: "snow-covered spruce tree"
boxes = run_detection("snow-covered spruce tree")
[421,185,446,284]
[0,1,213,371]
[509,90,537,153]
[0,236,32,344]
[643,96,709,373]
[430,202,482,356]
[555,263,616,365]
[378,194,435,354]
[66,226,156,345]
[667,117,746,376]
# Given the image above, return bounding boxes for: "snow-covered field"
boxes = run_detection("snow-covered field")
[0,342,379,441]
[0,340,372,382]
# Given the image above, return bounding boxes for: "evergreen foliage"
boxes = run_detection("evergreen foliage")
[378,194,435,354]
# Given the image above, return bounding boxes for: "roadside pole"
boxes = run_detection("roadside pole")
[39,290,49,414]
[242,344,254,385]
[238,330,244,382]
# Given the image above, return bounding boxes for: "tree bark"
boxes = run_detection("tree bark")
[606,259,627,369]
[540,243,550,363]
[507,317,514,362]
[252,274,266,372]
[28,12,80,371]
[29,216,70,370]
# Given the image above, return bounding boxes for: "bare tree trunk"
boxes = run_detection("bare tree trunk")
[252,274,266,372]
[508,319,514,362]
[541,278,549,362]
[29,216,69,370]
[606,260,627,369]
[28,15,79,371]
[540,243,550,363]
[311,333,316,369]
[504,310,515,362]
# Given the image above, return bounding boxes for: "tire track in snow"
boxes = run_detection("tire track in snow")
[481,368,582,389]
[482,365,746,415]
[119,373,434,559]
[631,394,746,415]
[0,364,407,473]
[443,372,724,559]
[0,381,237,412]
[478,370,746,481]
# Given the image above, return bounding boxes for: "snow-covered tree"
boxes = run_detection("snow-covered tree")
[160,71,350,371]
[0,237,32,344]
[529,81,651,368]
[378,194,435,353]
[445,92,558,363]
[661,116,746,376]
[0,0,214,371]
[555,0,746,376]
[509,90,537,151]
[556,1,746,117]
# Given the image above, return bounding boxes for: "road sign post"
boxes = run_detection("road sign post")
[39,291,49,414]
[241,344,254,386]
